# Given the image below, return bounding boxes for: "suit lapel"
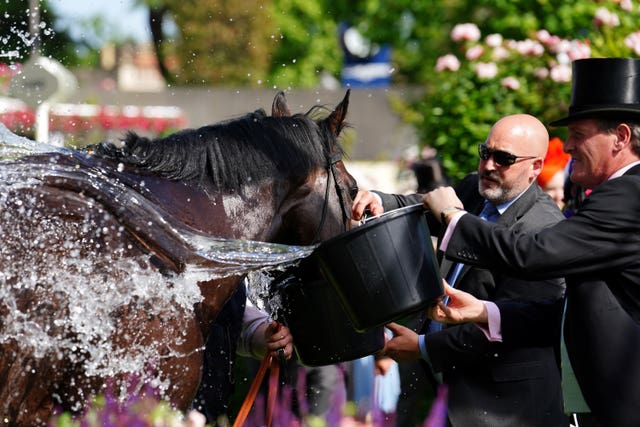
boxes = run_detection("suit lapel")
[495,183,540,225]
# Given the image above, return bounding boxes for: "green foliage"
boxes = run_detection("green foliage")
[157,0,344,88]
[163,0,274,86]
[265,0,343,88]
[397,0,640,182]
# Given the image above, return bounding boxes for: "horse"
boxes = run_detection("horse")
[0,90,358,425]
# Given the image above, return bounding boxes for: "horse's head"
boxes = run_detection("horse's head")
[270,90,358,245]
[86,91,358,248]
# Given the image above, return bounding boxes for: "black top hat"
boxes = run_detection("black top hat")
[549,58,640,127]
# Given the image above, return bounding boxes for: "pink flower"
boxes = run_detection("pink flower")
[501,76,521,90]
[485,33,503,48]
[513,39,545,56]
[450,23,481,42]
[435,54,461,72]
[533,67,550,79]
[552,39,573,55]
[465,45,484,61]
[593,7,620,27]
[492,46,510,61]
[625,31,640,55]
[550,63,572,83]
[567,40,591,61]
[474,62,498,79]
[536,29,561,46]
[620,0,633,12]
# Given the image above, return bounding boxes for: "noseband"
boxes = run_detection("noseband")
[310,152,351,244]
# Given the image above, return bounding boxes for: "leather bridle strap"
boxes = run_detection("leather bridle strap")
[310,152,349,244]
[329,153,351,231]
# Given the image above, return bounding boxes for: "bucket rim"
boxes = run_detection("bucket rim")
[316,203,426,249]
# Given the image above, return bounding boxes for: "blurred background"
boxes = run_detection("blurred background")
[2,0,640,191]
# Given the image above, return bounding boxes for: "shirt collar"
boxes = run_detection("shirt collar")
[609,160,640,180]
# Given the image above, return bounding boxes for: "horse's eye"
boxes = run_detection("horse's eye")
[349,185,359,200]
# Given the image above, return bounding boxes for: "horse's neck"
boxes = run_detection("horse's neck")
[139,175,289,241]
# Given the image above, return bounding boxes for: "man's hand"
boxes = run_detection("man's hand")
[422,187,464,223]
[429,282,488,324]
[374,356,395,376]
[264,321,294,360]
[378,322,421,362]
[351,189,385,220]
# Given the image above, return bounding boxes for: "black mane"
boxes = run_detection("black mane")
[89,108,343,193]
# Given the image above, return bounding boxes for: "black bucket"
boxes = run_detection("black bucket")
[271,258,385,367]
[314,204,442,331]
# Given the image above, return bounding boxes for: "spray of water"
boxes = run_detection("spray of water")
[0,124,315,398]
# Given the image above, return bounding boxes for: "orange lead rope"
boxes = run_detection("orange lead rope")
[266,356,280,427]
[232,352,280,427]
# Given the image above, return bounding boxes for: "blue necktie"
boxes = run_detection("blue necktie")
[447,201,499,286]
[479,201,500,223]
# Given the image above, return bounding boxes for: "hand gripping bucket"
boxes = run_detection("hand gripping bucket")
[271,258,385,367]
[314,204,442,331]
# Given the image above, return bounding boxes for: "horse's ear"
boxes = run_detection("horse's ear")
[272,91,292,117]
[326,89,350,136]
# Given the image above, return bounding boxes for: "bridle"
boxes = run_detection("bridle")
[233,152,353,427]
[310,151,352,244]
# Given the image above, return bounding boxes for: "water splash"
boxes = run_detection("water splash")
[0,125,315,401]
[0,122,61,159]
[0,121,316,274]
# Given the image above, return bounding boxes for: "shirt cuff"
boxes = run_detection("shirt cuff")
[475,301,502,342]
[439,211,467,251]
[237,304,270,358]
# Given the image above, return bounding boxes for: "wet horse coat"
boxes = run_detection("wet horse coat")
[0,91,357,425]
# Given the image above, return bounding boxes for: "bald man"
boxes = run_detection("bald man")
[353,114,567,426]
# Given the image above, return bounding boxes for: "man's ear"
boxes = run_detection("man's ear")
[532,157,544,177]
[614,123,632,151]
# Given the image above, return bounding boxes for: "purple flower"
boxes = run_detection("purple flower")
[423,385,448,427]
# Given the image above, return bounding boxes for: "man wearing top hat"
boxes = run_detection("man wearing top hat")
[419,57,640,427]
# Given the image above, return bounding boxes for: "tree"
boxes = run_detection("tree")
[146,1,174,84]
[265,0,343,88]
[159,0,274,86]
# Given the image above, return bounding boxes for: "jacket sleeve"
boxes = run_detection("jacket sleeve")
[425,321,504,372]
[495,298,564,347]
[425,280,564,371]
[236,303,269,358]
[445,176,640,278]
[374,191,423,211]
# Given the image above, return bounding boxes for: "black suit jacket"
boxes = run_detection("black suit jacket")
[445,164,640,427]
[378,174,566,427]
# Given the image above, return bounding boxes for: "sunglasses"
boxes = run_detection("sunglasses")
[478,144,537,166]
